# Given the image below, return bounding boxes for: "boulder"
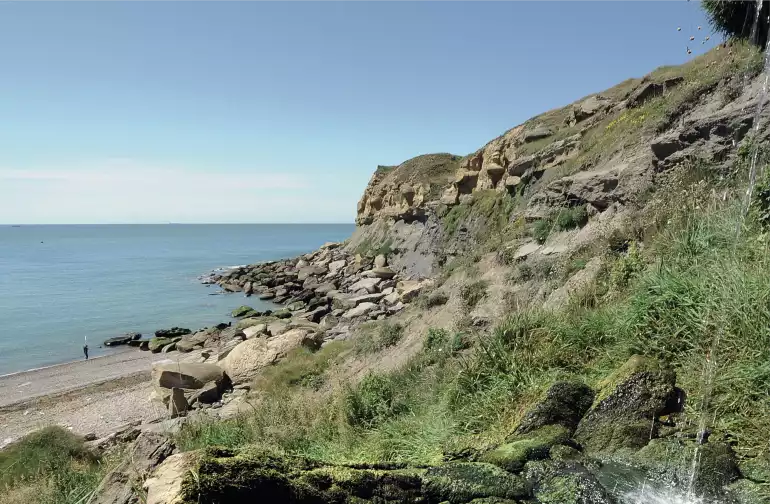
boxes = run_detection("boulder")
[349,277,382,294]
[515,381,594,435]
[526,460,617,504]
[258,291,276,300]
[154,327,191,339]
[267,320,289,337]
[627,76,684,108]
[630,438,740,498]
[397,279,430,302]
[148,337,176,353]
[272,308,292,319]
[187,381,221,406]
[342,302,378,319]
[151,362,228,390]
[242,324,267,339]
[523,126,553,142]
[374,254,388,268]
[176,329,215,353]
[422,462,529,502]
[328,259,347,275]
[319,314,339,331]
[314,283,337,295]
[89,432,174,504]
[383,291,400,305]
[168,388,188,418]
[365,267,397,279]
[184,448,528,503]
[574,355,683,454]
[348,293,386,306]
[480,425,571,473]
[144,452,194,504]
[218,328,322,384]
[297,265,327,281]
[104,333,141,347]
[231,305,256,318]
[300,306,330,323]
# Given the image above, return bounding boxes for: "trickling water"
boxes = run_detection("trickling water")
[684,8,770,502]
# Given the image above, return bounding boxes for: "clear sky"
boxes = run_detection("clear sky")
[0,1,717,224]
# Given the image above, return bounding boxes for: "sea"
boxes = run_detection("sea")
[0,224,354,376]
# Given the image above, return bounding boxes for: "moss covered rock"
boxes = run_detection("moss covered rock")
[525,460,617,504]
[515,381,594,435]
[231,306,257,318]
[180,447,529,503]
[148,337,174,353]
[422,462,529,503]
[725,478,770,504]
[480,425,571,473]
[739,454,770,483]
[630,437,740,498]
[574,356,682,454]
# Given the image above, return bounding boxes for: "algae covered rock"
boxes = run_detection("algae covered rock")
[480,425,571,473]
[630,437,739,498]
[726,478,770,504]
[422,462,529,503]
[180,447,424,503]
[231,305,257,318]
[515,381,594,435]
[178,447,531,503]
[148,337,175,353]
[525,460,617,504]
[574,355,682,454]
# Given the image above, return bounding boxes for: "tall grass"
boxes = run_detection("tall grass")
[0,427,104,504]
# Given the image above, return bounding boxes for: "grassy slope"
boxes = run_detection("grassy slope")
[0,427,105,504]
[176,42,770,467]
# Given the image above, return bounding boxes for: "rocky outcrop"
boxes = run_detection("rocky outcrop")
[574,356,683,454]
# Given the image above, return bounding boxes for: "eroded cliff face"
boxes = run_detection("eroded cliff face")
[347,44,767,280]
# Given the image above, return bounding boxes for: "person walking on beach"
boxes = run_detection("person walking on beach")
[83,344,89,360]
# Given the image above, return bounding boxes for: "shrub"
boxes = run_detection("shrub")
[460,280,488,309]
[354,322,405,355]
[609,241,644,290]
[0,427,103,504]
[532,219,552,244]
[418,291,449,309]
[344,373,403,428]
[554,205,588,231]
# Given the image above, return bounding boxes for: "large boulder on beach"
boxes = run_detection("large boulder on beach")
[151,362,228,390]
[103,333,141,347]
[218,328,323,384]
[154,327,191,339]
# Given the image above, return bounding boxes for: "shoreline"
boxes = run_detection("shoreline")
[0,346,136,380]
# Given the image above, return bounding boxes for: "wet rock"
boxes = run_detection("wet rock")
[481,425,572,473]
[148,337,178,353]
[154,327,191,339]
[422,462,530,502]
[525,460,617,504]
[104,333,141,347]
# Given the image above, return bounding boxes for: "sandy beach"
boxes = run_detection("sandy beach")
[0,350,168,442]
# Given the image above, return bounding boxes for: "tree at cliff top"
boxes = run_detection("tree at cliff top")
[703,0,770,48]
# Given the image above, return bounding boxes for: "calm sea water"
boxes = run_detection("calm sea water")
[0,224,354,376]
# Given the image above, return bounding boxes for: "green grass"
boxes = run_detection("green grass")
[178,189,770,463]
[460,280,488,309]
[256,341,351,392]
[0,427,104,504]
[353,322,405,355]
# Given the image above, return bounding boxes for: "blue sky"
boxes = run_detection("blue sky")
[0,2,716,224]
